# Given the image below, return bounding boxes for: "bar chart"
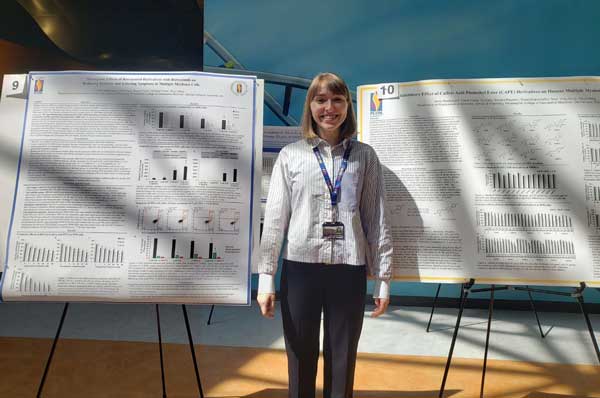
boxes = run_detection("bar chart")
[589,147,600,164]
[91,242,124,264]
[587,208,600,230]
[149,237,183,259]
[57,242,89,264]
[146,237,222,260]
[194,165,240,184]
[189,241,221,260]
[141,158,190,183]
[10,271,50,294]
[222,168,238,183]
[487,172,557,190]
[586,184,600,202]
[219,114,239,132]
[581,120,600,140]
[477,210,573,230]
[142,108,232,131]
[15,240,55,263]
[156,110,192,129]
[15,240,125,266]
[478,237,575,258]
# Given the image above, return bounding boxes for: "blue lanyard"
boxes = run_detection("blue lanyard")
[313,141,352,207]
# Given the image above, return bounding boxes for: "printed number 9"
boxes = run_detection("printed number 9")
[12,81,19,90]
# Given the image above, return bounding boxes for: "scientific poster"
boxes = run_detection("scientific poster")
[0,74,27,277]
[358,77,600,286]
[260,126,301,221]
[0,71,262,304]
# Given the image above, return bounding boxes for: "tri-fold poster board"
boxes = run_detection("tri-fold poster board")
[1,73,599,304]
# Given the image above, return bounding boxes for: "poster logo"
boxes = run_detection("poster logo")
[34,79,44,94]
[370,92,382,115]
[231,81,248,96]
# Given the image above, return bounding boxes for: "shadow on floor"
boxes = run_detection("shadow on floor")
[240,388,460,398]
[522,392,598,398]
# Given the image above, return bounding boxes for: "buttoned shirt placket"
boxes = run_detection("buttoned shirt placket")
[319,140,343,265]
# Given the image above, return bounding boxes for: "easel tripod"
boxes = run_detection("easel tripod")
[35,303,206,398]
[435,280,599,398]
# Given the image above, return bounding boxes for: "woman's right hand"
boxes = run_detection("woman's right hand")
[257,293,276,319]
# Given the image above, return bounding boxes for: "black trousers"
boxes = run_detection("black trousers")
[281,259,367,398]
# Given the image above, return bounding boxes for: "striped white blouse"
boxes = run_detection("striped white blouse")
[258,136,393,298]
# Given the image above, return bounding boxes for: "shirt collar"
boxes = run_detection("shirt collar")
[308,136,353,150]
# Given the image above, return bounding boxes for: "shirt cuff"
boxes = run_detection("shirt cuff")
[372,279,390,299]
[258,273,276,295]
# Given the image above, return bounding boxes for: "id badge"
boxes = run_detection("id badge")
[322,222,345,240]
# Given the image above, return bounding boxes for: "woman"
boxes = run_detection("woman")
[257,72,393,398]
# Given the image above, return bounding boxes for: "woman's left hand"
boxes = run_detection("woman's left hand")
[371,298,389,318]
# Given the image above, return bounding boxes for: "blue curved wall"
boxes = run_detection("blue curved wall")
[206,0,600,303]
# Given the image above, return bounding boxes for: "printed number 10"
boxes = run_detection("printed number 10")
[380,84,394,96]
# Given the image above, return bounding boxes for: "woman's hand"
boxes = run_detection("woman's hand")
[257,293,276,319]
[371,297,389,318]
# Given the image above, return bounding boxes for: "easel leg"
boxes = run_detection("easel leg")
[427,283,442,332]
[207,305,215,325]
[182,304,205,398]
[439,279,474,398]
[480,285,495,398]
[574,289,600,363]
[526,285,545,338]
[37,302,69,398]
[156,304,167,398]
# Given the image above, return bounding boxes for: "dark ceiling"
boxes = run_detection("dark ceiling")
[1,0,204,70]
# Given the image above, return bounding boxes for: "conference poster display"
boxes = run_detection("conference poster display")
[358,77,600,286]
[261,126,301,220]
[0,71,263,304]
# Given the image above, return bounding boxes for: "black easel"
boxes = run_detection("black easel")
[182,304,205,398]
[512,283,600,362]
[438,281,600,398]
[207,305,215,325]
[438,279,474,398]
[36,302,70,398]
[35,303,207,397]
[156,304,167,398]
[426,282,545,338]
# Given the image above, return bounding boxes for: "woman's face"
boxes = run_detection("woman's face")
[310,85,348,136]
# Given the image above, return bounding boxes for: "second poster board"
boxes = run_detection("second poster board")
[358,76,600,287]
